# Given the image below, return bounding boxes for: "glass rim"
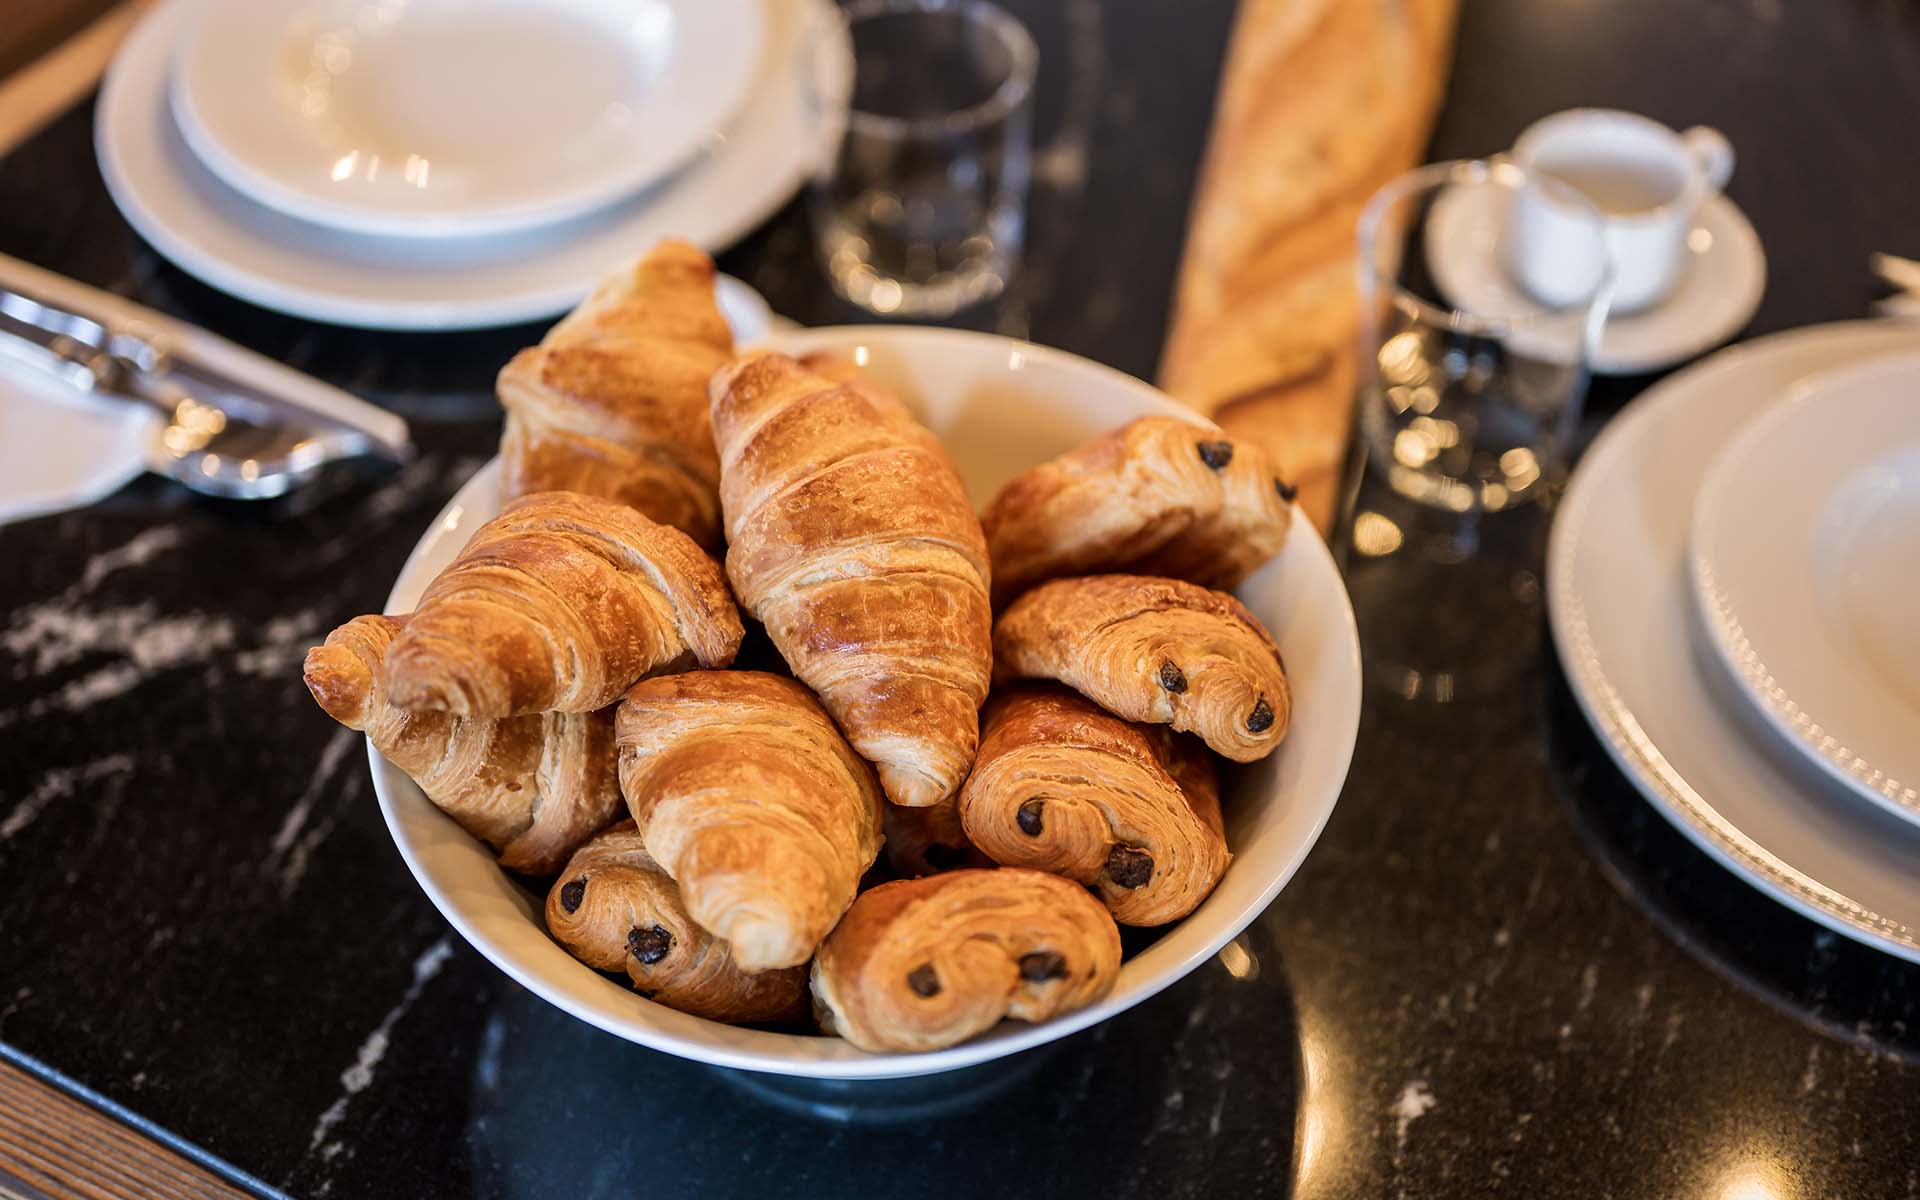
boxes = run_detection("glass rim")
[1356,157,1615,341]
[833,0,1038,139]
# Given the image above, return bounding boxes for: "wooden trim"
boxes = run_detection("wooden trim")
[0,0,149,158]
[0,1059,252,1200]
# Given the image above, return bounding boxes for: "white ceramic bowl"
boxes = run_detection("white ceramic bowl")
[373,327,1362,1078]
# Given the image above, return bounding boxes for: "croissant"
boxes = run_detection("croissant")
[884,795,994,879]
[615,671,885,971]
[303,614,619,876]
[498,240,732,549]
[810,869,1122,1053]
[994,575,1290,762]
[981,417,1294,606]
[959,686,1228,925]
[545,822,809,1024]
[709,351,992,807]
[383,491,742,717]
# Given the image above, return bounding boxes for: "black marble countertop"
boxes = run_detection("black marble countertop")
[4,1,1920,1196]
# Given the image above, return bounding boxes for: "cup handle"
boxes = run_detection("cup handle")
[1682,125,1735,193]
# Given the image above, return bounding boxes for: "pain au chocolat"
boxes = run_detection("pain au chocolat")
[545,822,809,1025]
[993,574,1290,762]
[810,868,1122,1053]
[981,416,1294,607]
[959,686,1228,925]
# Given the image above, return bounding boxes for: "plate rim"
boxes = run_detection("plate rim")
[167,0,767,239]
[1547,319,1920,963]
[1688,349,1920,823]
[368,326,1363,1076]
[94,0,830,330]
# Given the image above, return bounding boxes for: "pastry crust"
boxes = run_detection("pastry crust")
[545,821,809,1024]
[498,240,732,549]
[884,794,994,879]
[981,416,1294,606]
[993,574,1290,762]
[383,491,742,717]
[959,686,1227,925]
[615,671,886,971]
[1158,0,1460,530]
[303,614,620,875]
[708,351,992,807]
[810,868,1122,1053]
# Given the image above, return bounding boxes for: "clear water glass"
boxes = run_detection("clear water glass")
[804,0,1036,318]
[1355,159,1612,512]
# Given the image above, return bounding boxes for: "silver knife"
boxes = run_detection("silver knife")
[0,252,411,499]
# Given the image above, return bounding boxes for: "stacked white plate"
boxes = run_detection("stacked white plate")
[1549,322,1920,960]
[96,0,841,329]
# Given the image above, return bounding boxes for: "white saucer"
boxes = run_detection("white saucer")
[1428,182,1766,375]
[171,0,762,239]
[0,357,158,525]
[98,0,836,330]
[1548,321,1920,964]
[1690,351,1920,824]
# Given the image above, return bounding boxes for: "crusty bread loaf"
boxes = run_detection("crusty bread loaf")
[1159,0,1460,530]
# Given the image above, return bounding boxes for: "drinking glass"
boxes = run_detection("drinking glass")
[803,0,1036,318]
[1355,159,1612,512]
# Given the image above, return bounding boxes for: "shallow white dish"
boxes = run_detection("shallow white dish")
[1691,351,1920,823]
[98,0,834,329]
[372,327,1363,1077]
[1548,321,1920,963]
[1427,182,1765,375]
[0,357,159,525]
[171,0,762,239]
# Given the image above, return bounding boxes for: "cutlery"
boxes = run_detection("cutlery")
[0,253,410,499]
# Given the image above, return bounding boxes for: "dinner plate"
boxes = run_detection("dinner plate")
[171,0,762,239]
[1691,351,1920,823]
[371,327,1363,1077]
[98,0,837,329]
[1427,182,1765,375]
[1548,321,1920,964]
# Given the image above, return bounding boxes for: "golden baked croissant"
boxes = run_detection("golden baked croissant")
[303,614,619,876]
[383,491,742,717]
[545,821,809,1024]
[994,574,1290,762]
[981,416,1294,606]
[884,795,994,879]
[615,671,885,971]
[810,868,1122,1053]
[959,686,1227,925]
[708,351,992,807]
[497,240,732,549]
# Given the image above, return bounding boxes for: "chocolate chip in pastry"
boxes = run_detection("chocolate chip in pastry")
[992,574,1290,762]
[616,671,886,971]
[980,416,1293,606]
[498,240,733,550]
[383,490,743,718]
[545,821,809,1025]
[303,614,620,876]
[810,868,1122,1053]
[959,686,1228,925]
[708,351,992,808]
[883,794,994,879]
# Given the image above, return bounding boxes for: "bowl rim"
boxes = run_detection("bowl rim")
[372,325,1362,1077]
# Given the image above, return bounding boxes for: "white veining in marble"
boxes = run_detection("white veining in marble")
[1,755,134,841]
[306,937,455,1161]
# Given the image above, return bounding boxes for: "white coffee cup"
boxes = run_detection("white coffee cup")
[1505,108,1734,313]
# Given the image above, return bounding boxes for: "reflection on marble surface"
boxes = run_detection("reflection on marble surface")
[461,921,1302,1199]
